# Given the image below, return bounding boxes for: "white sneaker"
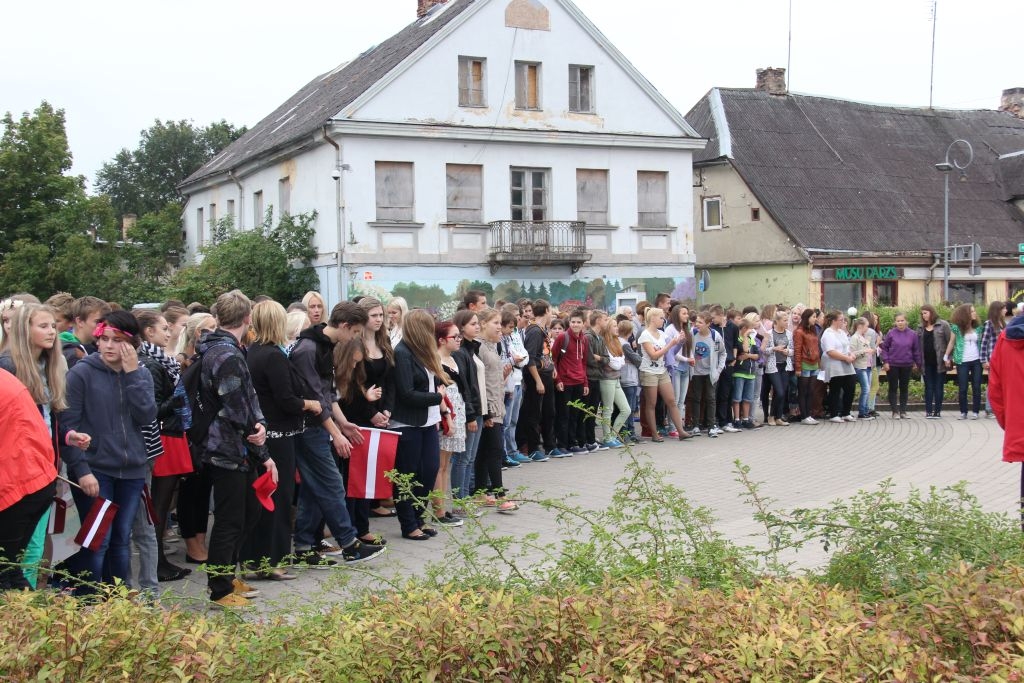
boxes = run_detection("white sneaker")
[829,416,844,423]
[800,417,819,425]
[958,413,968,420]
[970,412,980,420]
[708,427,722,438]
[842,415,857,422]
[722,423,740,433]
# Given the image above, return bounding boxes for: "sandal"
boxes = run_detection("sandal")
[370,507,397,518]
[402,531,431,541]
[419,526,438,537]
[651,437,665,443]
[497,501,519,513]
[358,533,387,545]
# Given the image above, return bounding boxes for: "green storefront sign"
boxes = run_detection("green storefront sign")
[833,266,900,281]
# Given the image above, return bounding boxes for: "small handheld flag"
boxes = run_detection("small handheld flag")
[73,497,119,552]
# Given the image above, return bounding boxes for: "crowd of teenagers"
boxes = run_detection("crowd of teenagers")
[0,287,1019,607]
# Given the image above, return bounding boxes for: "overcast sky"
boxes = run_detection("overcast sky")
[2,0,1020,188]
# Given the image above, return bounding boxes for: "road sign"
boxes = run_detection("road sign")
[1019,243,1024,252]
[1020,255,1024,265]
[698,279,705,293]
[699,269,711,293]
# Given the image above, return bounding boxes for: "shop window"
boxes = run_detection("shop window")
[823,281,864,312]
[947,282,984,305]
[873,281,897,306]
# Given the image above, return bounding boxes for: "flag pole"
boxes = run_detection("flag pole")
[56,474,84,491]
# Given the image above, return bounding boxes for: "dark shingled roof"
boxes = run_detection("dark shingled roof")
[686,88,1024,254]
[999,152,1024,201]
[182,0,477,187]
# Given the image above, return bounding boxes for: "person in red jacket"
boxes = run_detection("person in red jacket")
[0,368,58,590]
[988,312,1024,530]
[551,309,590,454]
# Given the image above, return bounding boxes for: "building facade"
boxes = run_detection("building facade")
[180,0,705,311]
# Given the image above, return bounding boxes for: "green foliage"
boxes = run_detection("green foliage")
[4,565,1024,680]
[165,210,318,305]
[0,101,86,256]
[95,119,246,218]
[390,281,449,309]
[872,303,955,334]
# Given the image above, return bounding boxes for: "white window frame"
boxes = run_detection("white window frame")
[514,61,542,110]
[458,56,486,107]
[375,161,415,222]
[196,206,204,246]
[703,196,723,230]
[510,167,550,221]
[568,65,595,113]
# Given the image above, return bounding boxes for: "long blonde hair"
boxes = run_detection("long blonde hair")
[5,303,68,410]
[176,312,214,358]
[401,309,451,385]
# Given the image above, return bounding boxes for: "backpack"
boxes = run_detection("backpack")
[174,341,232,453]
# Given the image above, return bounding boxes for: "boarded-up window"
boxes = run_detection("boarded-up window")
[576,169,608,225]
[637,171,668,227]
[458,56,486,107]
[196,207,204,245]
[568,65,594,113]
[446,164,483,223]
[375,161,415,221]
[253,190,264,227]
[510,167,548,221]
[279,176,291,216]
[515,61,541,110]
[703,197,722,229]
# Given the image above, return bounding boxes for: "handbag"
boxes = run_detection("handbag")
[153,433,195,477]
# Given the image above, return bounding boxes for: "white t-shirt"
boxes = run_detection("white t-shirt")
[962,330,980,362]
[638,329,667,375]
[820,327,854,378]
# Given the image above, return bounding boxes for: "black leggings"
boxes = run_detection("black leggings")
[797,374,815,419]
[887,366,912,412]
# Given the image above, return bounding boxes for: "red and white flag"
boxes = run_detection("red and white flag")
[73,497,120,552]
[346,428,399,499]
[140,484,158,526]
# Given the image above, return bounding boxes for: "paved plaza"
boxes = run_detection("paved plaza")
[157,414,1019,609]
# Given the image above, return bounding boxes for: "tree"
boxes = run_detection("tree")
[95,119,246,218]
[536,282,549,300]
[165,210,318,306]
[0,101,85,256]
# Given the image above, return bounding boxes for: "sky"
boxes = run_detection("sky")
[2,0,1020,189]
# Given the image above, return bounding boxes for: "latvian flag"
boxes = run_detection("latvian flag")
[73,497,120,552]
[346,428,400,499]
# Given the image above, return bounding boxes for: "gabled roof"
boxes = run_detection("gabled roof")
[999,151,1024,201]
[685,88,1024,254]
[182,0,477,187]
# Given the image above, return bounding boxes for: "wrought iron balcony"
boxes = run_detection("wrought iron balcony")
[487,220,592,274]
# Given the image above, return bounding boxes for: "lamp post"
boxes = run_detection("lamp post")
[935,139,973,303]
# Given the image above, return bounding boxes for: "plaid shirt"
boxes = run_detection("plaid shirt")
[980,320,1001,363]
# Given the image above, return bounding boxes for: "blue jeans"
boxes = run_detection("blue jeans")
[732,375,755,405]
[394,426,440,536]
[294,427,357,550]
[450,417,483,500]
[957,360,982,415]
[503,384,523,455]
[766,370,790,419]
[66,472,145,593]
[855,367,872,416]
[923,364,945,415]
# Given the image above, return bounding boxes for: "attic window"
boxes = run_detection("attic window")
[703,197,722,230]
[751,207,760,221]
[568,65,594,113]
[458,56,486,107]
[515,61,541,110]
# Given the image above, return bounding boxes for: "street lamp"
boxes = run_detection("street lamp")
[935,139,973,303]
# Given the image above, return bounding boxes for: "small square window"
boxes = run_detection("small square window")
[751,207,760,221]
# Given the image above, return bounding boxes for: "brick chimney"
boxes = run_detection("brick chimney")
[999,88,1024,118]
[417,0,447,18]
[121,213,137,241]
[755,67,787,95]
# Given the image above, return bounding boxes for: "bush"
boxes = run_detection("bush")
[4,565,1024,680]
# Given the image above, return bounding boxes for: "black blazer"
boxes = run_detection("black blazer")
[246,342,310,433]
[391,342,442,426]
[452,339,482,423]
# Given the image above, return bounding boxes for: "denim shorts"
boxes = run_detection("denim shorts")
[732,375,755,403]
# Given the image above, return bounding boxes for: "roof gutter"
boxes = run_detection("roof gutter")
[322,126,348,303]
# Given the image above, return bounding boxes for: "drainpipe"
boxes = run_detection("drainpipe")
[924,253,942,304]
[228,170,245,229]
[322,126,347,302]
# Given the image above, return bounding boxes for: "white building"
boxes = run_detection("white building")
[180,0,705,310]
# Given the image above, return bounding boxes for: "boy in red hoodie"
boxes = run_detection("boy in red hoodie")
[552,309,590,454]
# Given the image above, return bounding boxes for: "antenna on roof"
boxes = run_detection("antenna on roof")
[929,0,937,108]
[787,0,792,90]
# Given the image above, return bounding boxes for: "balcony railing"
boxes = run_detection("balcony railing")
[487,220,592,273]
